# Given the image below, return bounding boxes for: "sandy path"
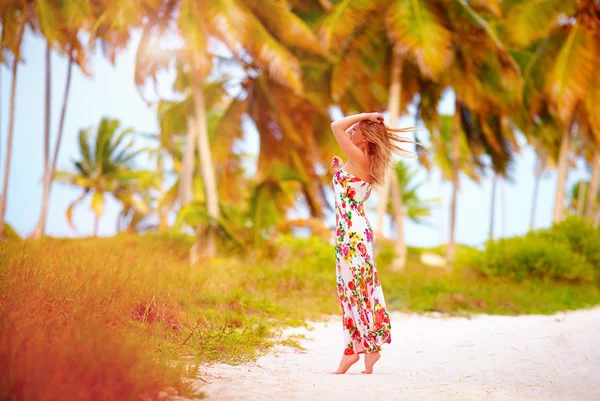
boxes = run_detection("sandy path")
[195,307,600,401]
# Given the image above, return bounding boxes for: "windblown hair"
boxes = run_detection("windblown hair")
[357,120,423,186]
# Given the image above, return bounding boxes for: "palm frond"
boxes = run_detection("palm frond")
[318,0,377,52]
[386,0,453,79]
[586,59,600,148]
[548,23,597,126]
[77,128,93,172]
[91,191,105,218]
[243,0,326,56]
[178,0,212,74]
[205,0,304,92]
[504,0,574,47]
[65,191,88,231]
[330,13,386,101]
[157,97,192,151]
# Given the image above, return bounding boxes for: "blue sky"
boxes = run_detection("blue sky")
[0,30,590,247]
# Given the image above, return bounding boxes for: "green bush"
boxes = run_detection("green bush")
[532,215,600,274]
[477,235,595,282]
[2,224,21,240]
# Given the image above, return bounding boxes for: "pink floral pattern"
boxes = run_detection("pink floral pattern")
[333,169,392,355]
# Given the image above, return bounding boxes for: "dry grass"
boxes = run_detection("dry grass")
[1,232,599,401]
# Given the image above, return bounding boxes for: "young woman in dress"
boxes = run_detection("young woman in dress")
[329,112,420,374]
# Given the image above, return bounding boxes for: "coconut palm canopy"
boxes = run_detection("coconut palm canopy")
[0,0,599,252]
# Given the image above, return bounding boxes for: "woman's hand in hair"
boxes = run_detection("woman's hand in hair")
[331,155,343,171]
[364,112,384,123]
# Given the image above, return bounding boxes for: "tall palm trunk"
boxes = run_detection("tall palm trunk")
[390,175,406,270]
[576,181,587,216]
[489,173,497,240]
[43,42,51,185]
[156,153,170,232]
[375,175,391,244]
[179,115,197,206]
[585,150,600,219]
[0,22,25,240]
[553,128,572,223]
[0,68,2,169]
[33,55,74,238]
[376,44,403,254]
[389,47,408,269]
[530,156,543,230]
[447,100,461,262]
[159,207,169,232]
[191,71,219,261]
[501,177,506,237]
[31,43,54,238]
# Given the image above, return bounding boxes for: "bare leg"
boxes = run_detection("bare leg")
[331,353,360,374]
[361,351,381,374]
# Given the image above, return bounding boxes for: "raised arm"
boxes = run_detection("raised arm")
[330,112,383,168]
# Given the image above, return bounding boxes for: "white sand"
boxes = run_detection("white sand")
[193,307,600,401]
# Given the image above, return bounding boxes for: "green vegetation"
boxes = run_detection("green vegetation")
[534,215,600,277]
[0,234,337,401]
[461,216,600,284]
[3,222,600,399]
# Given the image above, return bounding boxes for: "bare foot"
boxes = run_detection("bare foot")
[331,354,359,374]
[361,352,381,374]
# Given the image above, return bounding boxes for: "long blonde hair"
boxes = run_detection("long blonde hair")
[357,120,423,186]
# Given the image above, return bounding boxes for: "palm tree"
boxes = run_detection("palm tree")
[586,150,600,219]
[438,4,520,262]
[131,0,325,260]
[503,0,600,223]
[383,161,439,269]
[567,132,600,219]
[177,163,313,254]
[156,77,249,206]
[530,149,548,230]
[31,0,92,238]
[55,117,148,236]
[116,164,160,233]
[0,2,29,240]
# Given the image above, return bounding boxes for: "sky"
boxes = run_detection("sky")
[0,30,591,248]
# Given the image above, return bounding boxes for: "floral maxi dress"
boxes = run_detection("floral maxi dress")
[333,168,392,355]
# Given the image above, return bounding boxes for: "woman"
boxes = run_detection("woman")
[329,112,420,375]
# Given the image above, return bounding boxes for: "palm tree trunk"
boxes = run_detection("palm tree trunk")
[159,207,169,232]
[0,67,2,170]
[489,173,497,240]
[501,177,506,237]
[390,174,406,271]
[447,100,461,262]
[0,22,25,240]
[156,154,170,232]
[530,156,542,230]
[33,54,73,238]
[191,71,219,260]
[43,42,51,180]
[94,216,99,237]
[375,173,391,243]
[585,150,600,219]
[179,115,197,206]
[31,43,53,238]
[576,181,587,216]
[376,44,403,250]
[553,128,572,223]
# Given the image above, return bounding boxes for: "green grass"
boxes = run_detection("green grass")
[1,232,599,401]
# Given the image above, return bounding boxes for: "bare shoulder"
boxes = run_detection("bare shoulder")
[342,162,373,184]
